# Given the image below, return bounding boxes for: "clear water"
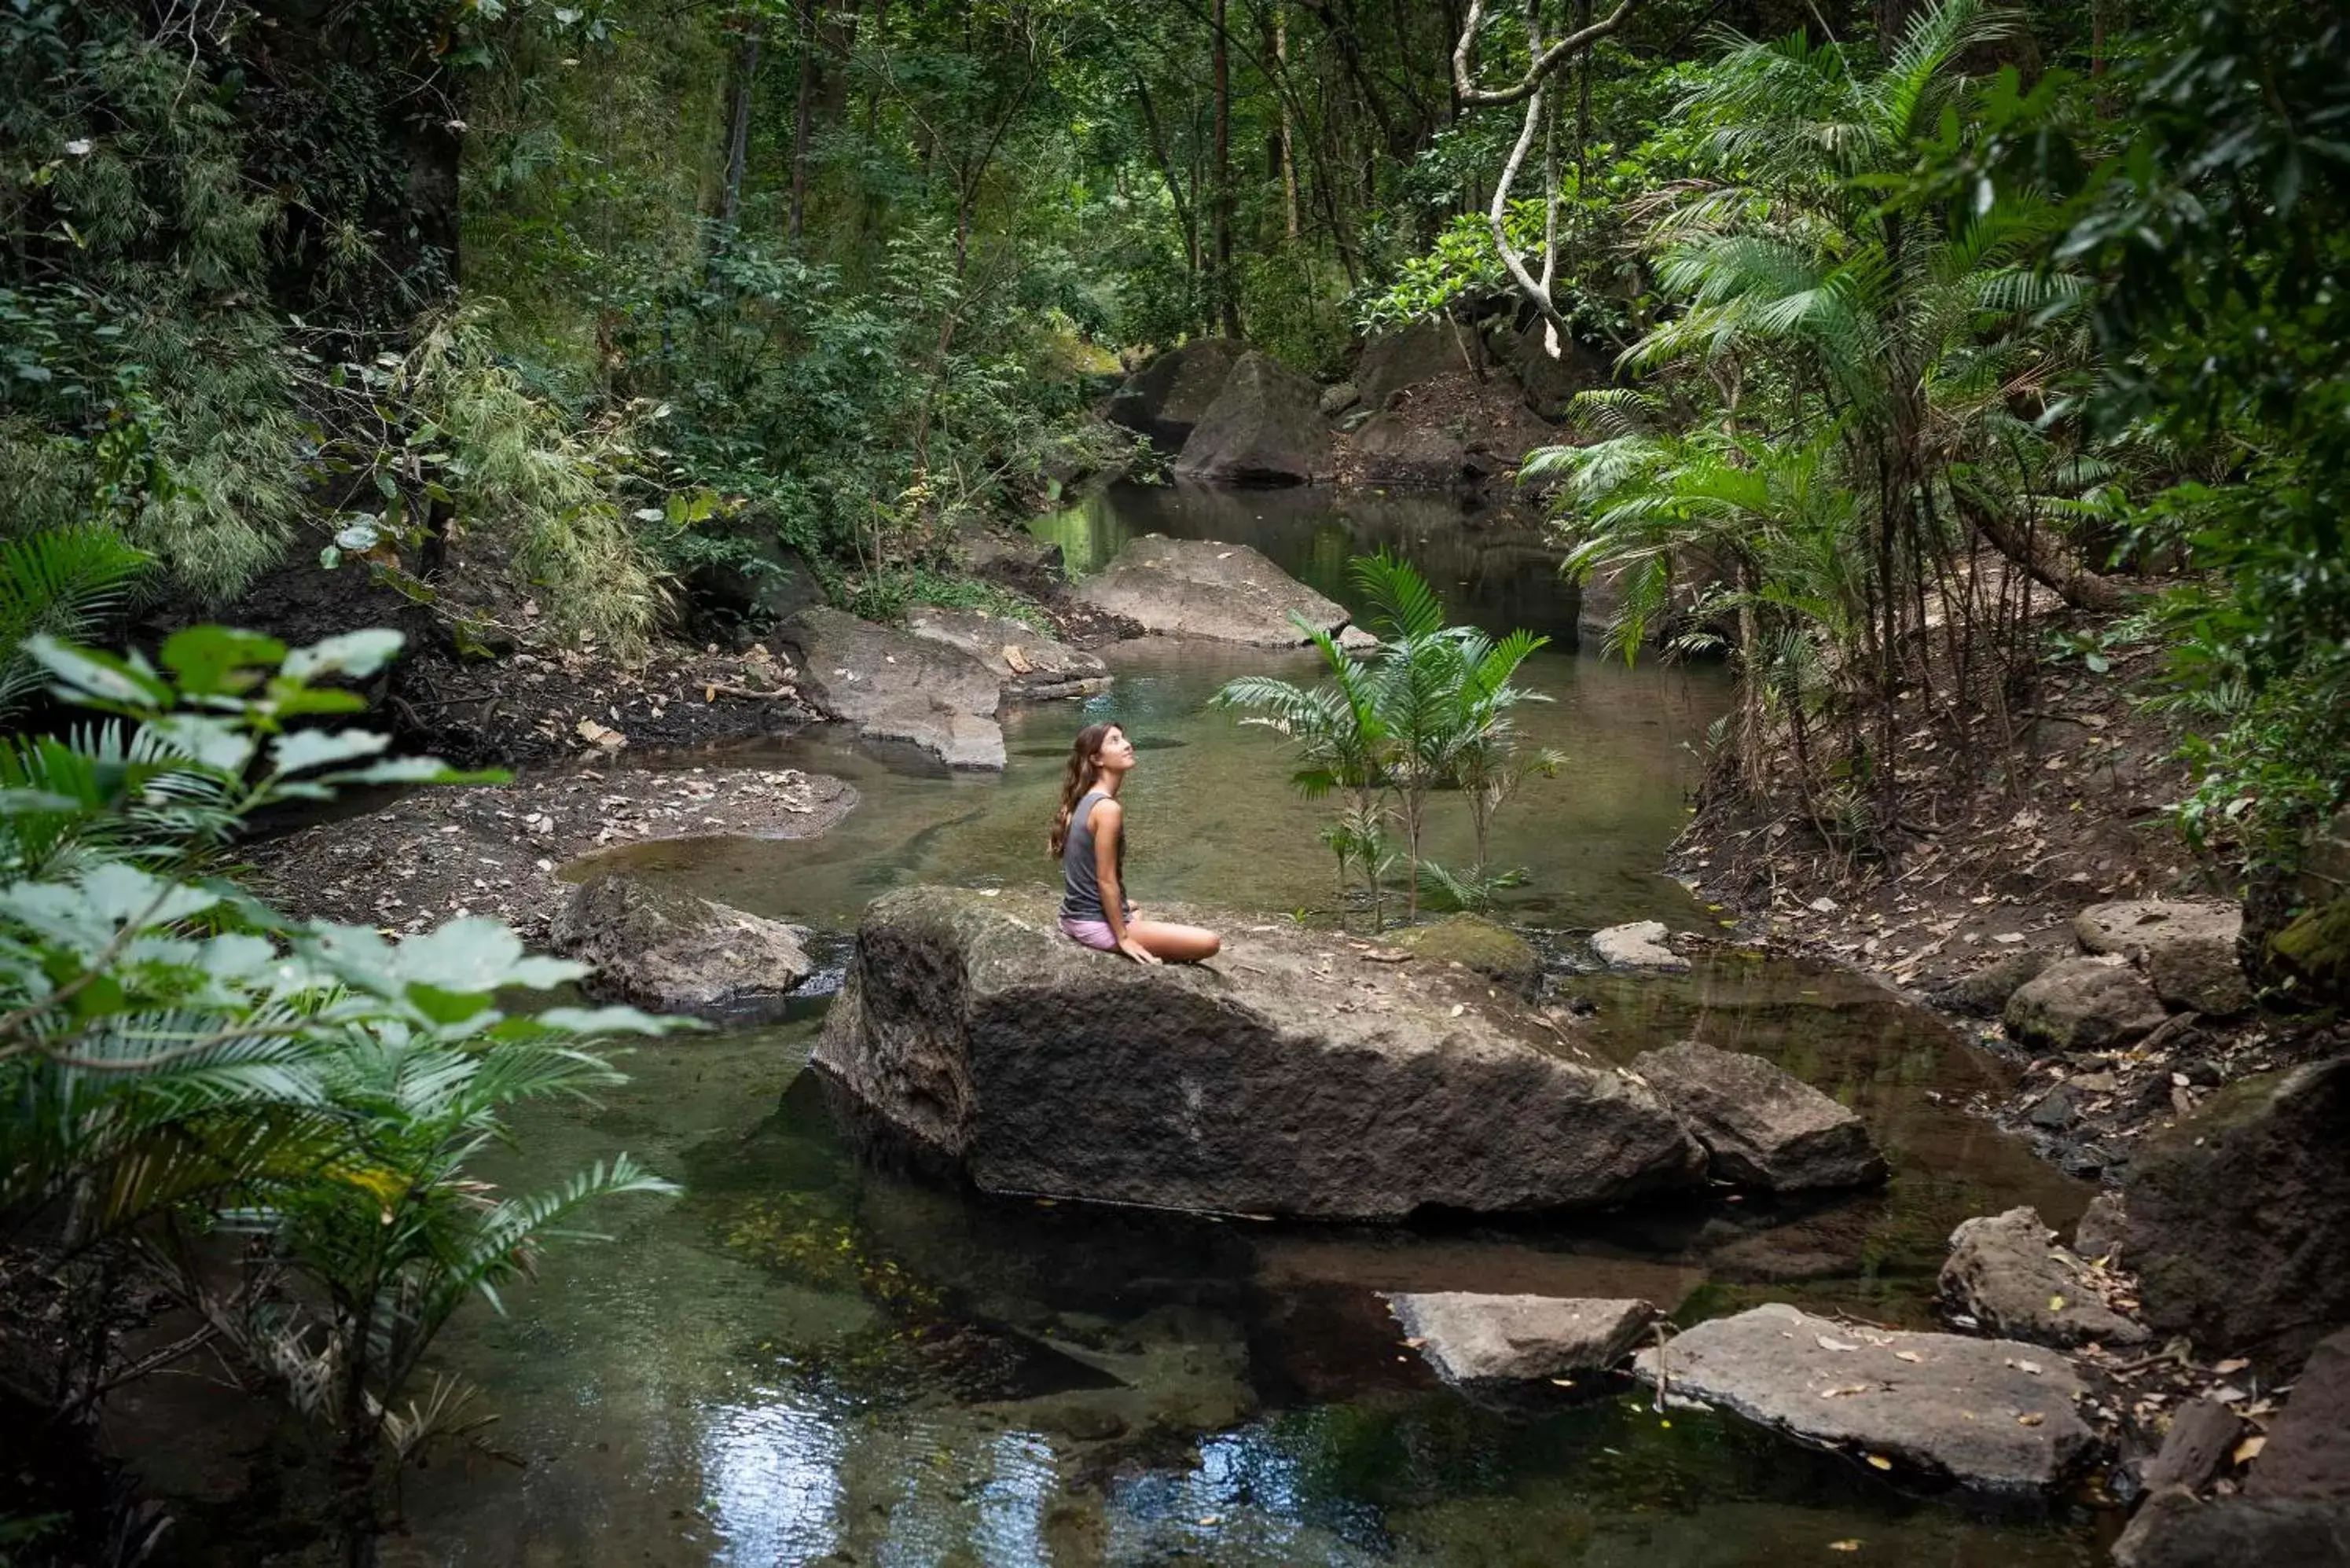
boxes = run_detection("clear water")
[384,483,2109,1566]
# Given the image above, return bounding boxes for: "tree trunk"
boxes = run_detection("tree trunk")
[719,32,760,236]
[1965,499,2128,612]
[1276,7,1301,243]
[1212,0,1242,336]
[787,0,817,243]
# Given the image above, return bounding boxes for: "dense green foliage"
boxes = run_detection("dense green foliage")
[0,627,687,1559]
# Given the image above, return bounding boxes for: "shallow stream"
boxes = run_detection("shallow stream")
[386,483,2108,1566]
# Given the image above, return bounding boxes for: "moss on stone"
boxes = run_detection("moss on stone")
[2270,895,2350,1005]
[1393,914,1540,988]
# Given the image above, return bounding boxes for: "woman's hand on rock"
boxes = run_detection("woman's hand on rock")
[1118,935,1162,965]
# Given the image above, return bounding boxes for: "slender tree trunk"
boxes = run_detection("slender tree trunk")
[1276,7,1302,243]
[787,0,817,243]
[1212,0,1241,336]
[712,28,760,273]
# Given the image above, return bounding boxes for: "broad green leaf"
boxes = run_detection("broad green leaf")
[148,714,259,775]
[160,626,288,696]
[282,630,405,682]
[23,635,171,707]
[270,729,391,777]
[534,1005,704,1036]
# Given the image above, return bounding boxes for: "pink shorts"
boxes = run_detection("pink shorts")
[1059,916,1120,951]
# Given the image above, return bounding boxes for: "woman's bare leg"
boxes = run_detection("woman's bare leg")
[1125,920,1221,963]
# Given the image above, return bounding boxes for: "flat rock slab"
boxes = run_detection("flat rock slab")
[1941,1206,2148,1348]
[1590,920,1689,972]
[1631,1041,1886,1193]
[903,604,1111,702]
[1072,534,1354,648]
[2004,955,2167,1052]
[780,606,1005,771]
[813,886,1706,1221]
[1384,1293,1652,1390]
[1633,1302,2096,1494]
[2075,898,2251,1015]
[553,872,811,1023]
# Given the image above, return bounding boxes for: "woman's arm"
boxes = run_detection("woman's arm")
[1089,799,1159,965]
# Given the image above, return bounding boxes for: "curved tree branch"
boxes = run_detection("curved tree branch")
[1452,0,1645,107]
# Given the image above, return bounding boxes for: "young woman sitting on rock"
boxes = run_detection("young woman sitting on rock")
[1049,722,1220,964]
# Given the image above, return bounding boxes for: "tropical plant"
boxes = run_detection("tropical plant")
[1530,0,2117,828]
[1214,552,1553,927]
[0,526,150,722]
[0,626,691,1565]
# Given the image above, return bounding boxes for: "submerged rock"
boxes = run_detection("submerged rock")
[1105,338,1247,453]
[1589,920,1689,972]
[812,886,1706,1221]
[780,605,1005,771]
[553,872,811,1022]
[1633,1302,2095,1495]
[1629,1041,1886,1194]
[2124,1055,2350,1372]
[901,604,1111,702]
[1383,1292,1652,1394]
[1173,351,1336,484]
[1938,1206,2147,1348]
[2074,898,2252,1015]
[1071,534,1354,647]
[2003,956,2167,1051]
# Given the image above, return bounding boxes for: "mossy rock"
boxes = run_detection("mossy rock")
[2270,894,2350,1006]
[1392,914,1541,990]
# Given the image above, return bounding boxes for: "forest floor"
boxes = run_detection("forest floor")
[1667,617,2345,1188]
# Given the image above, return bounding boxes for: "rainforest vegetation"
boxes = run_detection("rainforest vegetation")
[4,0,2348,1559]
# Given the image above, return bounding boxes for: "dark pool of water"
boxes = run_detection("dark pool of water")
[384,483,2107,1566]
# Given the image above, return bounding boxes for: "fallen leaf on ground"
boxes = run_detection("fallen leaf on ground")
[1821,1384,1871,1398]
[1893,1350,1922,1364]
[2017,1412,2045,1427]
[2233,1434,2267,1464]
[1817,1335,1860,1352]
[2212,1357,2249,1375]
[1828,1540,1862,1551]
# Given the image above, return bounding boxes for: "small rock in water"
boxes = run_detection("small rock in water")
[1590,920,1690,972]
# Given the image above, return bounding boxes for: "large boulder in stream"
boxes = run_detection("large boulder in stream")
[811,886,1707,1221]
[901,603,1110,702]
[1634,1302,2096,1495]
[553,872,812,1022]
[1938,1206,2147,1348]
[1104,337,1247,453]
[779,606,1005,771]
[1629,1041,1887,1194]
[1173,351,1335,484]
[1071,534,1357,647]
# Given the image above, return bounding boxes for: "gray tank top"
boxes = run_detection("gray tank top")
[1060,788,1129,920]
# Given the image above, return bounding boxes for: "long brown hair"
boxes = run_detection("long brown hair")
[1048,722,1120,857]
